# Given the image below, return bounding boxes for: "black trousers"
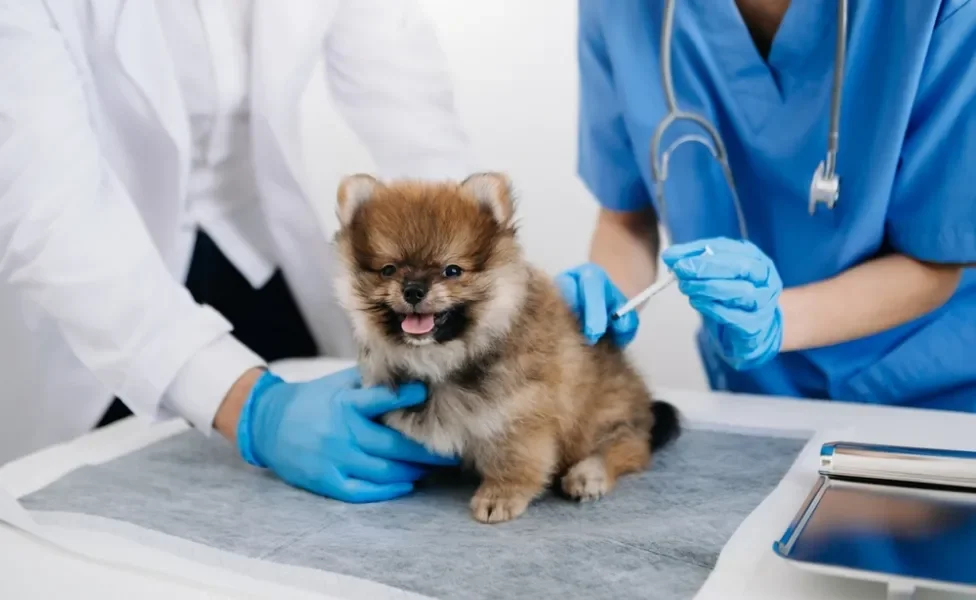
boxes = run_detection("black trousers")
[95,231,318,428]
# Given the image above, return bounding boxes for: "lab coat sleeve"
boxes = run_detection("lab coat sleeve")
[576,0,653,214]
[0,2,264,434]
[323,0,474,180]
[886,2,976,263]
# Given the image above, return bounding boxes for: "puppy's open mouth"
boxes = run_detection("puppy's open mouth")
[397,311,452,336]
[378,304,468,344]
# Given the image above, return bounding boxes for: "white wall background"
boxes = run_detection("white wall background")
[300,0,709,391]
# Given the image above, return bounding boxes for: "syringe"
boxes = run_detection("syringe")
[610,245,713,320]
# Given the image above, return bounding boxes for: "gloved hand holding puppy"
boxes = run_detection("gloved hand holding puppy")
[232,367,459,504]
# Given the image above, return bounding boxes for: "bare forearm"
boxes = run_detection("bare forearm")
[588,207,660,298]
[213,367,265,442]
[779,254,963,352]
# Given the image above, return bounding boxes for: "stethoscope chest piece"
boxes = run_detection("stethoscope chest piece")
[808,161,840,215]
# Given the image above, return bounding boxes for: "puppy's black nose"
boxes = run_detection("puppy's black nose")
[403,281,427,305]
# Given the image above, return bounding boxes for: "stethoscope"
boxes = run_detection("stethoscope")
[649,0,848,242]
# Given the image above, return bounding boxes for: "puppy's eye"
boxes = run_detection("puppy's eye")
[443,264,463,278]
[380,265,397,277]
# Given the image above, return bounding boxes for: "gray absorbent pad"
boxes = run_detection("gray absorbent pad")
[20,427,806,600]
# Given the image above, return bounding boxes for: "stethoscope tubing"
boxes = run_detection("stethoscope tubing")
[650,0,847,243]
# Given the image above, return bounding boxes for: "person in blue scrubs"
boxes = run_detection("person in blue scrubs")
[557,0,976,411]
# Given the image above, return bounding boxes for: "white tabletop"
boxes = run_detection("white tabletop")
[1,357,975,600]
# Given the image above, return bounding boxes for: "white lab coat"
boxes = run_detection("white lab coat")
[0,0,471,464]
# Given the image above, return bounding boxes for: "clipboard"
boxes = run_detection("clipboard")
[773,442,976,600]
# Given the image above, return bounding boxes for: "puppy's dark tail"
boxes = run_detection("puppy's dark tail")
[649,400,681,452]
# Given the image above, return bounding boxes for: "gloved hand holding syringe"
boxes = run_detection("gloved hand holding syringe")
[611,245,713,320]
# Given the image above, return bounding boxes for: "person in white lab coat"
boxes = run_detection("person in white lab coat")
[0,0,471,502]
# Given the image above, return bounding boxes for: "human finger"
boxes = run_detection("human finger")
[348,382,428,419]
[554,272,581,314]
[690,297,770,337]
[607,283,639,346]
[610,310,639,346]
[341,452,428,484]
[661,237,746,266]
[350,414,459,466]
[670,254,770,284]
[318,366,363,390]
[325,477,415,504]
[678,279,765,310]
[578,265,610,344]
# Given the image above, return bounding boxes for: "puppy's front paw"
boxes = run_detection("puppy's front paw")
[470,484,532,524]
[561,456,611,501]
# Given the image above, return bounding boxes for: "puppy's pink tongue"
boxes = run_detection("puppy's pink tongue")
[401,314,435,335]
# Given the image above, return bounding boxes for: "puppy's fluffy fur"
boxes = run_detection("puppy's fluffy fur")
[332,172,680,523]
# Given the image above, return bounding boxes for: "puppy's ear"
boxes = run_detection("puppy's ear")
[460,172,515,226]
[337,174,380,227]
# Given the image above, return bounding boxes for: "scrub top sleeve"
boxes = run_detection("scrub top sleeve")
[886,3,976,263]
[576,0,653,214]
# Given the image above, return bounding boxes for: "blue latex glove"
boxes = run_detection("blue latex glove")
[661,237,783,370]
[555,263,639,347]
[236,367,458,503]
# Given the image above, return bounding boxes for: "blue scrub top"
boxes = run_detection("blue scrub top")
[577,0,976,412]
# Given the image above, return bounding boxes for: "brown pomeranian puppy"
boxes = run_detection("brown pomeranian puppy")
[332,172,680,524]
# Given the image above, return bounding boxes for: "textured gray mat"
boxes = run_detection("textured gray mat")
[20,427,805,600]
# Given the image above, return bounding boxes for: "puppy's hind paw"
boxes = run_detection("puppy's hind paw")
[561,456,612,502]
[470,484,531,524]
